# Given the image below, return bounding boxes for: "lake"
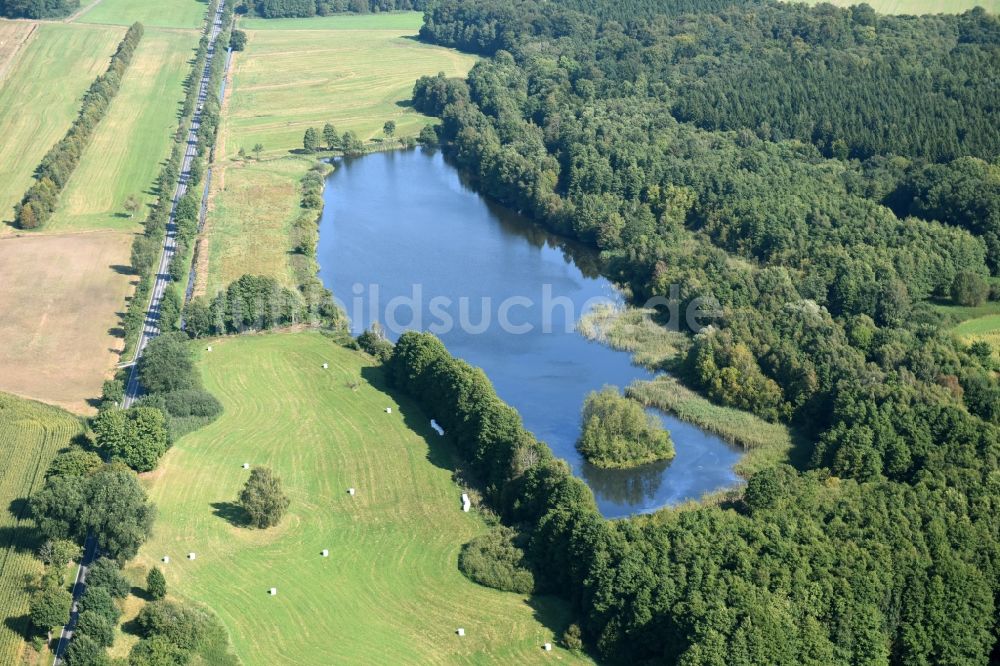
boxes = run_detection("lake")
[317,148,742,518]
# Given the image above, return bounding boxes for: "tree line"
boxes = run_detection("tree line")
[249,0,428,18]
[413,0,1000,661]
[125,0,237,353]
[14,23,144,230]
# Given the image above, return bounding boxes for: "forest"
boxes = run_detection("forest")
[409,0,1000,663]
[0,0,77,18]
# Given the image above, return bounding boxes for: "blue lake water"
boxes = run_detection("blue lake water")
[317,148,743,517]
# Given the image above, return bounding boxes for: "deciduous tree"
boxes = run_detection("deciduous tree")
[238,467,290,528]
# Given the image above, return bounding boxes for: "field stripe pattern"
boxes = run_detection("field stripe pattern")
[0,394,81,663]
[137,332,586,664]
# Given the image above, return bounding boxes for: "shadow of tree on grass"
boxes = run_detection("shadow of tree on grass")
[210,501,247,527]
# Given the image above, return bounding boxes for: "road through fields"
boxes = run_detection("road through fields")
[52,2,228,662]
[122,1,226,408]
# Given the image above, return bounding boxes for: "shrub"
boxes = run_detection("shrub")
[77,587,120,625]
[65,633,109,666]
[418,124,438,145]
[563,623,584,651]
[159,389,222,419]
[229,29,247,51]
[75,610,115,648]
[458,526,535,594]
[92,406,169,472]
[33,467,155,562]
[147,566,167,600]
[135,600,210,652]
[29,586,72,637]
[357,324,393,361]
[128,635,189,665]
[101,379,124,404]
[951,271,990,306]
[138,333,197,394]
[85,558,130,598]
[37,538,81,573]
[46,448,103,479]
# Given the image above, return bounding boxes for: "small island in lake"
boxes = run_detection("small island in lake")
[577,386,675,469]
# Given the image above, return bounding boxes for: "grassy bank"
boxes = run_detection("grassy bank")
[198,157,314,296]
[626,376,800,476]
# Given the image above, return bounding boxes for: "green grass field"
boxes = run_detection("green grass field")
[200,157,312,296]
[933,298,1000,360]
[220,12,476,158]
[0,22,124,229]
[135,332,586,664]
[952,308,1000,360]
[47,28,197,233]
[75,0,208,30]
[797,0,999,13]
[0,393,81,664]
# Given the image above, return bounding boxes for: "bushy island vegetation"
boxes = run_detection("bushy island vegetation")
[577,386,674,468]
[392,0,1000,662]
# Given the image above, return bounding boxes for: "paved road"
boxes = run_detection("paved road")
[50,536,97,664]
[122,1,227,409]
[52,5,228,664]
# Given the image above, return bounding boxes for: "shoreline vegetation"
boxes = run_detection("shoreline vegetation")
[577,303,798,475]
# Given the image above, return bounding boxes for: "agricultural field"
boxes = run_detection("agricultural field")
[0,22,35,83]
[0,393,81,664]
[48,27,198,233]
[219,12,476,158]
[197,157,312,297]
[75,0,209,30]
[135,332,586,664]
[797,0,1000,13]
[0,231,135,413]
[0,22,124,228]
